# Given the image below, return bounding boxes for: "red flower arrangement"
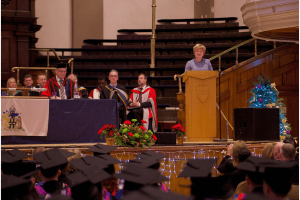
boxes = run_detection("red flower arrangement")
[98,124,117,139]
[114,119,156,148]
[172,123,186,137]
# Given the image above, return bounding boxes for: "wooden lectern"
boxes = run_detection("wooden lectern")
[183,71,219,142]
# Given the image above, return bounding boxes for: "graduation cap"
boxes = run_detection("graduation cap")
[69,156,108,171]
[114,166,168,192]
[121,185,190,200]
[33,148,68,170]
[124,157,161,169]
[57,63,68,69]
[134,151,167,160]
[5,160,38,179]
[1,174,32,200]
[178,158,217,178]
[94,154,121,175]
[237,156,276,185]
[1,149,29,163]
[263,160,298,197]
[86,143,117,155]
[58,149,76,159]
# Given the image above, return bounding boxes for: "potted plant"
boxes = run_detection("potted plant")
[98,124,117,146]
[172,123,186,145]
[114,119,157,148]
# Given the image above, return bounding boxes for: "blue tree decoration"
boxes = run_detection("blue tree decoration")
[248,76,291,139]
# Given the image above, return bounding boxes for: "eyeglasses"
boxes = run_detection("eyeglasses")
[57,70,67,73]
[109,75,118,78]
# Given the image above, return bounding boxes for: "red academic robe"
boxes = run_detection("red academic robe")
[129,86,158,132]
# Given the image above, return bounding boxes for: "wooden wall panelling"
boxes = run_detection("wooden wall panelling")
[1,31,17,81]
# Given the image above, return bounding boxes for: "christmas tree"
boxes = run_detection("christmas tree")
[248,76,291,138]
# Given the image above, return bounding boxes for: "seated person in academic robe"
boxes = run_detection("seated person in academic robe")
[67,74,88,99]
[6,77,23,96]
[41,63,75,99]
[88,77,106,99]
[100,70,128,124]
[127,73,158,132]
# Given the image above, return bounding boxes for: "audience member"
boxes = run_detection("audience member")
[127,73,158,132]
[263,161,297,200]
[218,141,251,189]
[33,147,46,184]
[41,63,75,99]
[280,143,296,161]
[262,143,275,159]
[67,74,89,99]
[274,142,284,160]
[88,77,106,99]
[100,70,128,124]
[184,43,213,72]
[36,73,47,88]
[6,77,22,96]
[23,74,34,88]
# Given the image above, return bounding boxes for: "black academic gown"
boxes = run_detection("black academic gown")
[100,84,127,124]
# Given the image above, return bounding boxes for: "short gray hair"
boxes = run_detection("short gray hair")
[109,70,118,76]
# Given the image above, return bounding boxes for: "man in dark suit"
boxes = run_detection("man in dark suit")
[100,70,128,124]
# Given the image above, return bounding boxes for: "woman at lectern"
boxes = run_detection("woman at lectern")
[6,77,23,96]
[184,44,213,72]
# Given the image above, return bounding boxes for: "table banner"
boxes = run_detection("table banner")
[1,99,49,136]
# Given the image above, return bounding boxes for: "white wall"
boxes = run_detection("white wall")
[214,0,246,26]
[103,0,194,39]
[35,0,72,55]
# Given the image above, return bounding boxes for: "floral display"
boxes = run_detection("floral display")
[172,123,186,137]
[114,119,157,148]
[98,124,117,139]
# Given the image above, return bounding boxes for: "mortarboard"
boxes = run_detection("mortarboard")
[134,151,167,160]
[1,174,32,200]
[121,185,190,200]
[1,149,29,163]
[114,166,168,186]
[57,63,68,69]
[58,149,76,159]
[32,148,68,170]
[124,158,160,169]
[69,156,108,171]
[94,154,121,175]
[178,158,217,178]
[86,143,117,155]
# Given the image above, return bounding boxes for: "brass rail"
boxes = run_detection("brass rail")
[174,38,277,91]
[29,48,74,73]
[11,67,57,85]
[150,0,156,77]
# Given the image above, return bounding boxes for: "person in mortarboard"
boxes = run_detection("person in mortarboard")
[41,63,75,99]
[86,143,121,199]
[179,158,236,200]
[235,156,271,199]
[1,149,41,200]
[114,166,168,197]
[33,148,72,198]
[67,155,112,200]
[127,73,158,132]
[100,69,128,124]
